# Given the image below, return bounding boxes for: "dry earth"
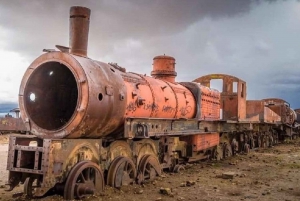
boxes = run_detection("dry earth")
[0,135,300,201]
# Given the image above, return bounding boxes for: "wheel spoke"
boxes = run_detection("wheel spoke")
[123,161,129,171]
[79,172,86,183]
[86,167,91,181]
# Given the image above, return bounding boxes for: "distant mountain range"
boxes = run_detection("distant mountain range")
[0,102,18,113]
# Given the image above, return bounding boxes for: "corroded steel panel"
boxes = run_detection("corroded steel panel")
[0,117,27,133]
[179,133,219,152]
[263,98,295,125]
[6,134,101,196]
[123,71,196,119]
[193,74,246,121]
[246,100,263,121]
[199,85,220,120]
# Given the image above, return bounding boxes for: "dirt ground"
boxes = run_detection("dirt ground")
[1,135,300,201]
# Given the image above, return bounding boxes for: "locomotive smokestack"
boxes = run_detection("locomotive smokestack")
[69,6,91,57]
[151,55,177,83]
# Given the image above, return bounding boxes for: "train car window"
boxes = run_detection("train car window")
[210,79,223,92]
[233,82,238,93]
[241,83,245,98]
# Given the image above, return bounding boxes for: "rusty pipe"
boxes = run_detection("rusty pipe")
[69,6,91,57]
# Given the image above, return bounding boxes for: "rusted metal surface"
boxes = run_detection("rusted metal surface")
[63,161,104,200]
[106,156,137,188]
[6,134,102,197]
[69,6,90,57]
[179,133,219,152]
[0,108,27,134]
[19,52,127,139]
[136,154,161,184]
[0,116,27,134]
[105,141,133,168]
[193,74,246,121]
[123,71,196,119]
[198,85,220,120]
[246,100,282,123]
[124,118,206,139]
[295,109,300,123]
[263,98,296,125]
[151,55,177,83]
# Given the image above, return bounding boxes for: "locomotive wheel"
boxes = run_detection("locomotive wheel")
[212,145,223,161]
[137,154,161,184]
[24,177,38,198]
[173,164,185,173]
[223,143,232,158]
[107,156,137,188]
[64,161,104,200]
[249,138,255,149]
[244,143,250,154]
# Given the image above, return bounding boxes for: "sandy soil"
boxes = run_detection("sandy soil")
[1,135,300,201]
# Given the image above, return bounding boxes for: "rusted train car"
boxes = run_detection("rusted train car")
[0,108,27,134]
[5,6,300,200]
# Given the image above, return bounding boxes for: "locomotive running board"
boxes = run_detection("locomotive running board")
[124,118,280,138]
[124,118,220,138]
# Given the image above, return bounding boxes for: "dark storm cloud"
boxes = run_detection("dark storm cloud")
[0,0,256,59]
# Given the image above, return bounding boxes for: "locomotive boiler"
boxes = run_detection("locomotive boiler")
[5,6,300,200]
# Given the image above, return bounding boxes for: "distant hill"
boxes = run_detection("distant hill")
[0,102,18,114]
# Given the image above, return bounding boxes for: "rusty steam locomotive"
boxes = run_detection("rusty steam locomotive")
[5,6,300,200]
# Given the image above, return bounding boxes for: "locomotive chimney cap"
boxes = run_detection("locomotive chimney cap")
[153,55,175,60]
[70,6,91,18]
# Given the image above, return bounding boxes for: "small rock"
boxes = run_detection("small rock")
[137,189,143,194]
[222,172,235,179]
[180,182,186,187]
[186,181,195,186]
[155,197,162,201]
[177,197,185,201]
[244,195,258,199]
[160,187,172,195]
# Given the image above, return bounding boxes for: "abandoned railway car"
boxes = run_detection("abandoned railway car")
[5,6,300,200]
[0,108,27,134]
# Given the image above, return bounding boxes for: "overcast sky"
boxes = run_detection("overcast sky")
[0,0,300,114]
